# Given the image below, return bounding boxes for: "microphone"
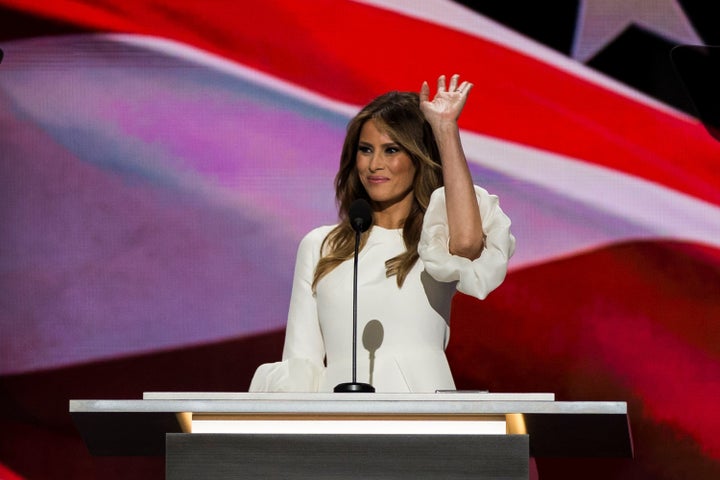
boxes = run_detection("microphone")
[349,198,373,233]
[334,199,375,393]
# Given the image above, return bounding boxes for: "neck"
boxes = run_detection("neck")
[373,215,404,229]
[370,201,411,229]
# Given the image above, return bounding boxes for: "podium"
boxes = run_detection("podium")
[69,392,633,479]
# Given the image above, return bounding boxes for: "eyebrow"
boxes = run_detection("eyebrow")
[358,140,400,148]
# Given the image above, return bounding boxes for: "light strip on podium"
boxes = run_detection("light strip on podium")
[190,418,507,435]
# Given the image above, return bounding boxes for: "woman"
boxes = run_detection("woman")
[250,75,515,392]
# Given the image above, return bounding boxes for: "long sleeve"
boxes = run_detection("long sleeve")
[248,227,331,392]
[418,186,515,299]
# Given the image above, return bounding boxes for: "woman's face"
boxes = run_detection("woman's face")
[356,119,416,217]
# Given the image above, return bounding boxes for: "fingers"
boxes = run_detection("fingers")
[448,74,458,92]
[437,74,447,93]
[420,81,431,103]
[421,74,472,108]
[429,74,471,95]
[458,80,474,95]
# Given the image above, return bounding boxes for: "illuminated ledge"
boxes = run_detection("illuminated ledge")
[190,417,508,435]
[171,394,533,435]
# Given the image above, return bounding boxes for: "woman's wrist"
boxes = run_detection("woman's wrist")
[429,119,460,136]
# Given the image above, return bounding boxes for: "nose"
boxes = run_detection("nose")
[368,151,383,172]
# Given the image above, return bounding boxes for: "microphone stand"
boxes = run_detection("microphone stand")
[334,205,375,393]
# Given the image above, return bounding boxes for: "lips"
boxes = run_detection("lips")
[367,175,389,183]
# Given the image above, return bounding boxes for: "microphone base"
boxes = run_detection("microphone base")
[334,382,375,393]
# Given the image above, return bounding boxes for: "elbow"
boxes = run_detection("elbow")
[449,235,485,260]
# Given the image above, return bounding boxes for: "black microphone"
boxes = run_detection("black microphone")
[334,199,375,393]
[349,198,373,233]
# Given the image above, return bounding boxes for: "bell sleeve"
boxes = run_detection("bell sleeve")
[418,186,515,300]
[248,228,329,392]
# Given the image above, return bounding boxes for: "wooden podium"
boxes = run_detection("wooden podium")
[70,392,633,479]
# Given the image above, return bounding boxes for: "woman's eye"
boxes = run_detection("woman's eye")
[358,145,372,154]
[386,147,399,154]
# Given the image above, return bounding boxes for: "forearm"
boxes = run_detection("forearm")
[433,121,484,259]
[419,74,484,259]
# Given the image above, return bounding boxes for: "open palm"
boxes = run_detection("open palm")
[419,74,473,126]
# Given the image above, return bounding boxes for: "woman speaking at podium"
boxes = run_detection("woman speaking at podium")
[250,75,515,393]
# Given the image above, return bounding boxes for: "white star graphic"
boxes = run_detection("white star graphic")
[572,0,703,62]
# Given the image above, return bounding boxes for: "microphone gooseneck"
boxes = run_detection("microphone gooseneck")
[334,198,375,393]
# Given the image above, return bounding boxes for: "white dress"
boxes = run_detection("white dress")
[249,186,515,393]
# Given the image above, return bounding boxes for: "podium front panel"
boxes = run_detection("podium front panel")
[166,433,530,480]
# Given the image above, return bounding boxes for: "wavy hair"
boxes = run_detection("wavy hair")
[312,91,443,290]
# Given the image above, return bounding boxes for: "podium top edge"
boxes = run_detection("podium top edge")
[141,392,556,401]
[69,393,628,416]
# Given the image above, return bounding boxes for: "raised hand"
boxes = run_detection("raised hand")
[419,74,484,260]
[419,74,473,128]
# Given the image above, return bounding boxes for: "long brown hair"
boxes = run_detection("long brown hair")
[312,91,443,290]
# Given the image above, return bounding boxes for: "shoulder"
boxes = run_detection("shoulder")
[300,225,336,245]
[297,224,337,256]
[292,225,337,272]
